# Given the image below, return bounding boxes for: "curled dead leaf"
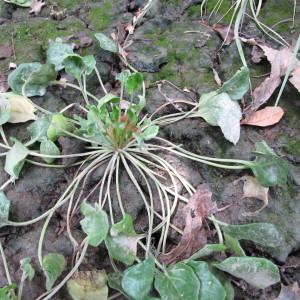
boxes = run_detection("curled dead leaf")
[234,176,269,216]
[159,186,217,265]
[30,0,45,16]
[241,106,284,127]
[213,24,234,45]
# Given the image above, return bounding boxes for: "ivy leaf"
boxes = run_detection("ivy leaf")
[223,223,283,248]
[141,125,159,141]
[82,55,96,75]
[0,191,10,228]
[189,244,227,260]
[197,92,242,144]
[108,273,133,299]
[46,38,74,71]
[8,63,56,97]
[1,92,36,123]
[42,253,66,291]
[47,113,75,141]
[97,93,120,109]
[20,258,35,281]
[27,116,50,143]
[4,140,29,179]
[67,270,108,300]
[132,95,146,113]
[95,33,118,53]
[224,233,246,257]
[0,284,17,300]
[125,72,143,95]
[249,141,288,187]
[80,201,109,247]
[0,95,10,125]
[40,139,60,164]
[220,66,250,100]
[188,261,226,300]
[154,263,200,300]
[213,257,280,289]
[105,213,138,265]
[122,257,155,300]
[116,70,131,84]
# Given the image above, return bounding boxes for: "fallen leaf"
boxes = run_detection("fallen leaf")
[241,106,284,127]
[159,186,217,265]
[0,43,12,59]
[29,0,45,15]
[213,24,234,45]
[290,61,300,93]
[76,32,93,49]
[251,45,265,63]
[125,22,135,34]
[275,283,300,300]
[234,176,269,215]
[0,74,9,92]
[212,68,222,86]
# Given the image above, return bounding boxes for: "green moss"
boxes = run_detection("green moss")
[186,5,201,18]
[88,2,113,31]
[206,0,235,23]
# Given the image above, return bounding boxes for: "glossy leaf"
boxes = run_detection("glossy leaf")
[67,270,108,300]
[20,258,35,281]
[0,95,10,125]
[188,261,226,300]
[220,66,250,100]
[80,201,109,247]
[214,257,280,289]
[189,244,227,260]
[4,140,29,179]
[1,92,36,123]
[95,33,118,53]
[8,63,56,97]
[46,38,74,71]
[122,257,155,299]
[224,233,246,257]
[197,92,242,144]
[27,115,50,143]
[223,223,283,248]
[249,141,288,187]
[40,139,60,164]
[125,72,143,94]
[154,263,200,300]
[0,191,10,228]
[47,113,75,141]
[105,214,138,266]
[42,253,66,291]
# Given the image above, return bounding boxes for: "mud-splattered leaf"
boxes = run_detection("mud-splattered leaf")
[47,113,75,141]
[241,106,284,127]
[80,201,109,247]
[67,270,108,300]
[95,33,118,53]
[220,66,250,100]
[2,92,36,123]
[122,257,155,300]
[40,139,60,164]
[275,283,300,300]
[0,191,10,228]
[105,213,138,265]
[0,95,11,125]
[223,223,283,248]
[47,38,74,71]
[0,43,12,59]
[29,0,45,15]
[213,24,234,45]
[197,92,242,144]
[249,141,288,187]
[8,63,56,97]
[4,0,31,7]
[189,244,227,260]
[188,261,226,300]
[224,233,246,257]
[42,253,66,291]
[20,258,35,281]
[154,263,200,300]
[27,115,50,143]
[159,186,217,265]
[5,140,29,179]
[214,257,280,289]
[125,72,143,94]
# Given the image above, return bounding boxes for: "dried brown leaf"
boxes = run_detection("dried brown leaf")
[290,61,300,93]
[125,22,135,35]
[30,0,45,16]
[241,106,284,127]
[0,74,9,93]
[0,43,12,59]
[77,32,93,49]
[275,283,300,300]
[159,186,217,265]
[212,68,222,86]
[213,24,234,45]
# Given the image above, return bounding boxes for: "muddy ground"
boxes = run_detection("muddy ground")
[0,0,300,299]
